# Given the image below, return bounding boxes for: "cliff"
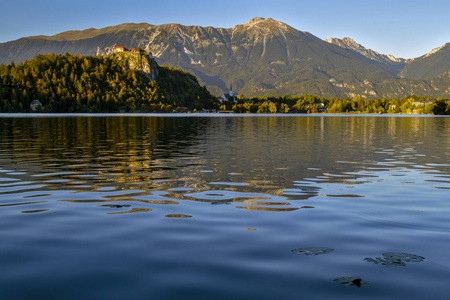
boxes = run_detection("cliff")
[111,51,159,81]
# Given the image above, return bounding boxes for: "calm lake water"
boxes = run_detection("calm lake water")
[0,114,449,299]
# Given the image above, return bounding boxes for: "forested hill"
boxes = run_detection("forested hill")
[0,52,217,113]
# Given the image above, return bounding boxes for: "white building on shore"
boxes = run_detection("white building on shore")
[218,85,237,104]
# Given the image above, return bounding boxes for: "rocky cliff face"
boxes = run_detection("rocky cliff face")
[324,37,412,76]
[112,51,159,81]
[325,37,408,64]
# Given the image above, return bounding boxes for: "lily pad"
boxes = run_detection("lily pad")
[364,252,425,266]
[291,247,334,255]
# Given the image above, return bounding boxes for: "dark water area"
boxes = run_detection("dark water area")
[0,114,449,299]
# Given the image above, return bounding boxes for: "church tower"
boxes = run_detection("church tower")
[229,84,233,97]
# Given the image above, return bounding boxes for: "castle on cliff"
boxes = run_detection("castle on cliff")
[114,46,152,57]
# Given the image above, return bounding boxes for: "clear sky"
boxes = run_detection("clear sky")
[1,0,449,59]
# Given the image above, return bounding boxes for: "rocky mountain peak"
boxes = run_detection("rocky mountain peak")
[424,43,448,58]
[240,17,293,33]
[325,37,408,64]
[244,17,267,27]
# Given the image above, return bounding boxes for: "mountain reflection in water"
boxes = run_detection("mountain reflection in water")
[0,115,449,299]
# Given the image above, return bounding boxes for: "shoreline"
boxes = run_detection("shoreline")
[1,113,448,118]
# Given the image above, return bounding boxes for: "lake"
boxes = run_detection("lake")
[0,114,449,299]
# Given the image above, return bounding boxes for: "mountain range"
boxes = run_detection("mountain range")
[1,17,450,99]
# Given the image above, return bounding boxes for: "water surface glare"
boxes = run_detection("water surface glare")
[0,115,449,299]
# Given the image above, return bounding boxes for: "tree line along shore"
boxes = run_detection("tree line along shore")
[0,53,449,114]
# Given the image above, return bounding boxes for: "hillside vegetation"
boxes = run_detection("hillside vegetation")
[1,52,449,115]
[0,53,216,112]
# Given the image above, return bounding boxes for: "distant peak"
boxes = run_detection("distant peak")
[326,37,358,47]
[241,17,294,33]
[244,17,288,27]
[244,17,267,26]
[326,37,407,63]
[424,43,448,58]
[342,37,358,46]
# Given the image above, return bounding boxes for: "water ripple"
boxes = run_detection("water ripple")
[185,190,282,202]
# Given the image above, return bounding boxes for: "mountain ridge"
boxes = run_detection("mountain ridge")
[325,37,410,64]
[1,17,450,98]
[399,42,450,79]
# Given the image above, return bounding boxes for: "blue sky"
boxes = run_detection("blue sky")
[1,0,449,59]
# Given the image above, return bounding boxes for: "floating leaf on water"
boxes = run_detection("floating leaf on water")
[334,277,371,287]
[245,228,256,231]
[291,247,334,255]
[300,206,315,209]
[364,252,425,266]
